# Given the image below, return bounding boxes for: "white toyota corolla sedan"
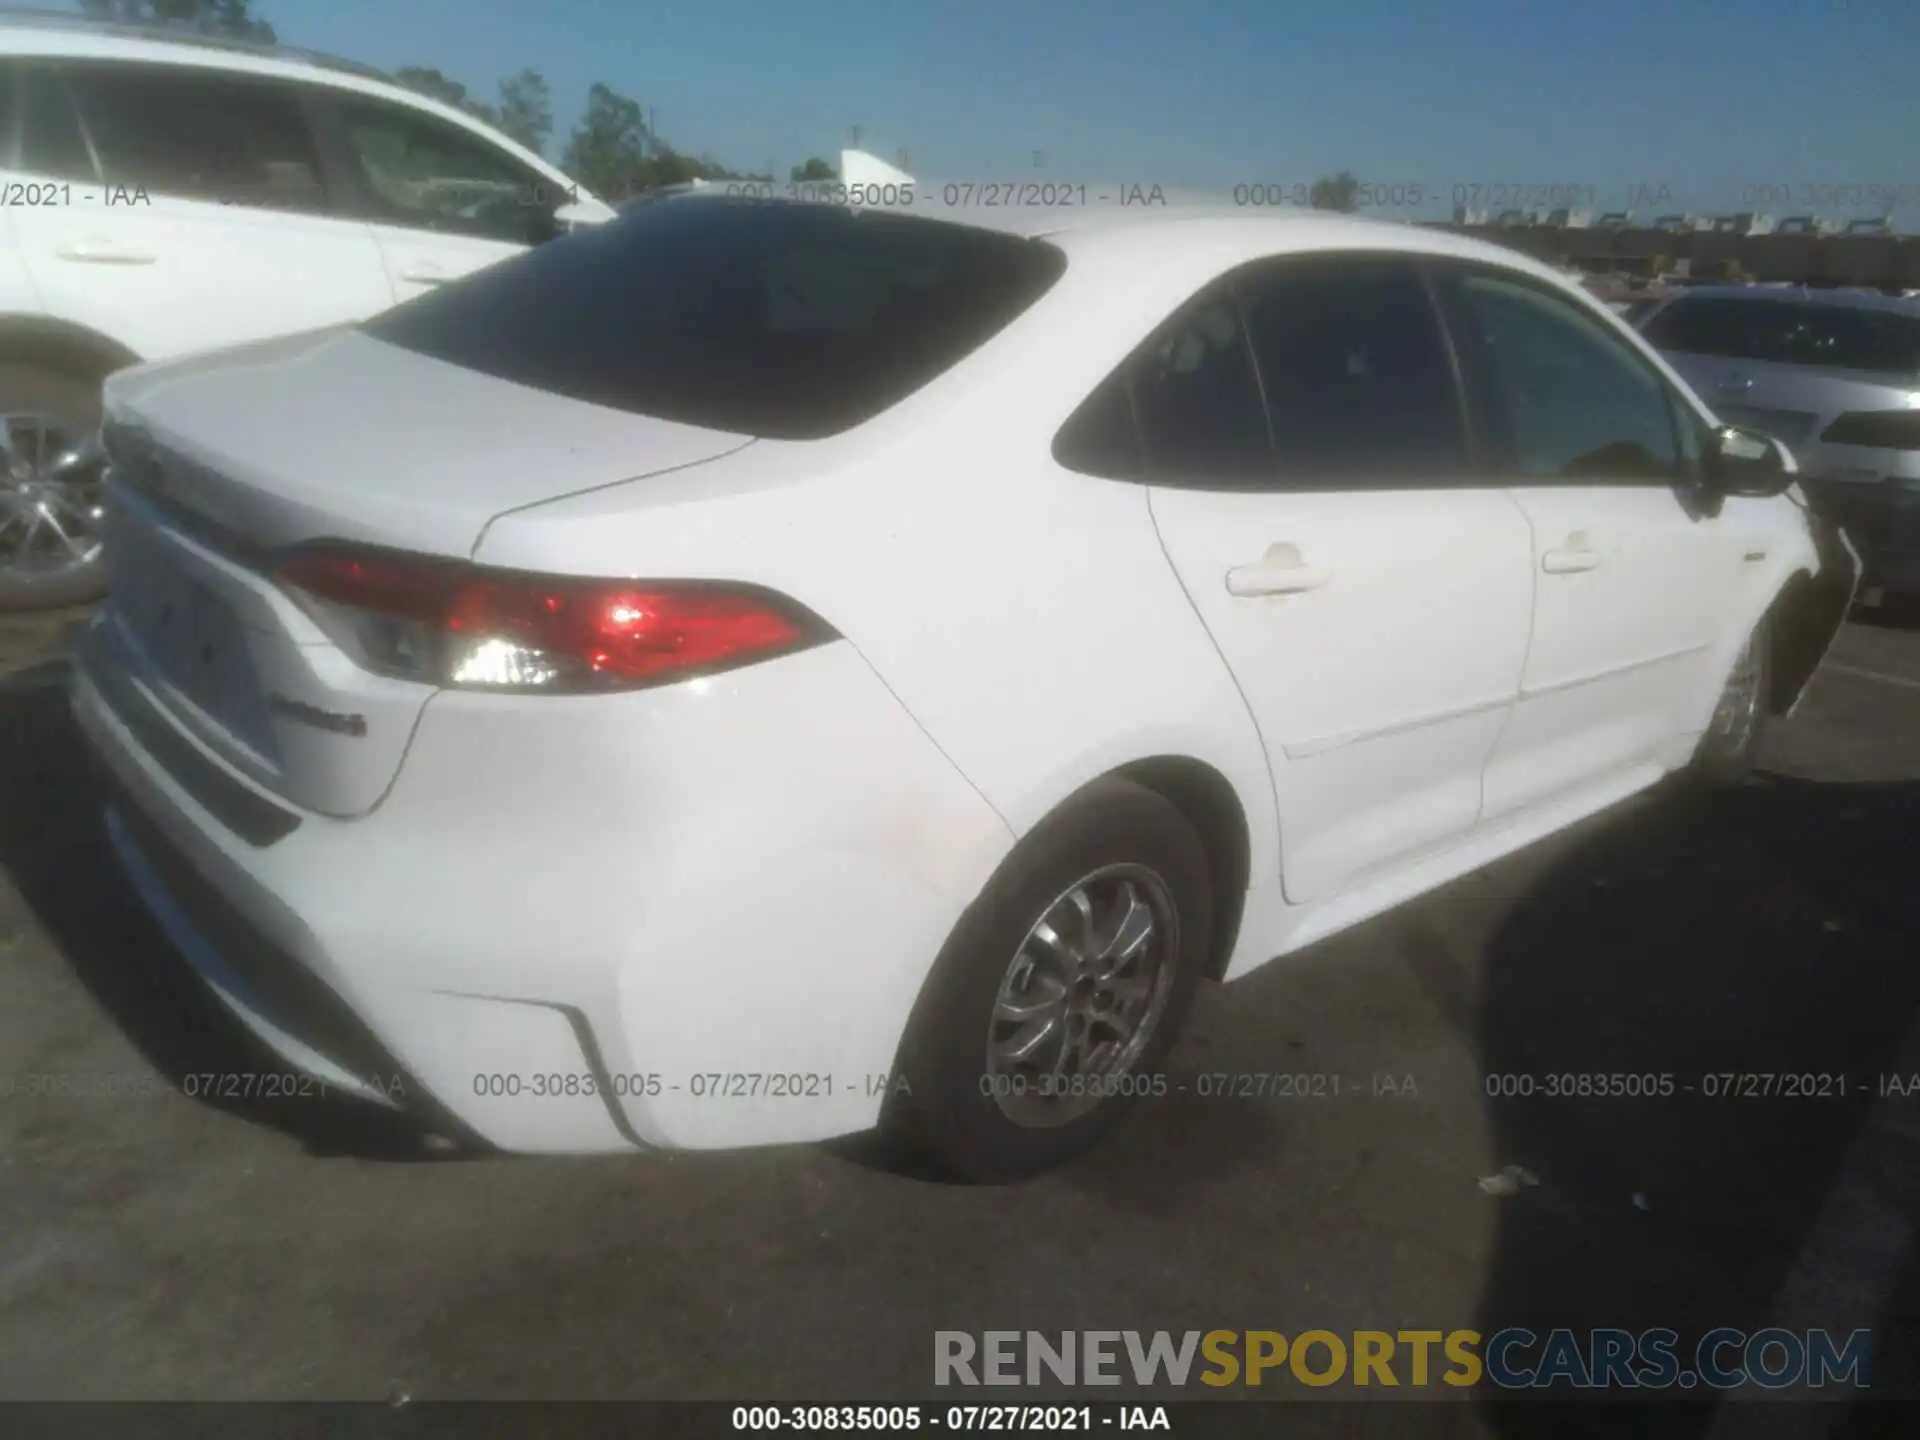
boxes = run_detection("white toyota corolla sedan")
[72,196,1857,1180]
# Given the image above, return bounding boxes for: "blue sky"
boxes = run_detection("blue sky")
[110,0,1920,219]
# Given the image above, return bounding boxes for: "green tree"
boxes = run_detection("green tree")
[562,83,653,200]
[494,69,553,155]
[617,147,747,196]
[1309,171,1361,212]
[633,149,701,191]
[790,156,836,182]
[79,0,275,41]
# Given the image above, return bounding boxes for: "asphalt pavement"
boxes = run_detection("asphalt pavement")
[2,601,1918,1438]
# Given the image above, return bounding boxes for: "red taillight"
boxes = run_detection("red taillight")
[276,546,831,692]
[278,548,454,622]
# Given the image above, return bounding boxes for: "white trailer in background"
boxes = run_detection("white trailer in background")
[839,149,917,187]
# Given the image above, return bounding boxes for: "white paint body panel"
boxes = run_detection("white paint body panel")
[366,225,525,304]
[104,330,751,557]
[75,205,1831,1152]
[3,173,399,362]
[1485,486,1740,818]
[0,206,45,316]
[1148,487,1533,902]
[0,24,609,365]
[75,636,1014,1150]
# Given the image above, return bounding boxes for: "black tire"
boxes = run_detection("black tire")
[0,361,110,614]
[1689,615,1772,788]
[886,777,1213,1183]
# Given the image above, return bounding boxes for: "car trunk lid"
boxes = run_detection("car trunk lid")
[104,327,755,557]
[95,328,753,819]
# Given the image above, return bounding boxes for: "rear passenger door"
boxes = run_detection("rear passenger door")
[1433,264,1754,818]
[5,61,396,362]
[1140,256,1534,904]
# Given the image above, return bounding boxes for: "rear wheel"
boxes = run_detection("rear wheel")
[1690,616,1770,787]
[0,363,110,613]
[887,778,1212,1183]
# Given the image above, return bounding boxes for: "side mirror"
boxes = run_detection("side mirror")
[1706,425,1795,497]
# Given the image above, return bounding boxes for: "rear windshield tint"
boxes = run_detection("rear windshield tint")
[361,197,1068,438]
[1644,296,1920,375]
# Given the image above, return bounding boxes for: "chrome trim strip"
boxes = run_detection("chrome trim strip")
[1518,641,1712,700]
[1280,640,1714,759]
[1282,693,1513,759]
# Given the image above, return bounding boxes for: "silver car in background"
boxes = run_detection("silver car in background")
[1638,286,1920,596]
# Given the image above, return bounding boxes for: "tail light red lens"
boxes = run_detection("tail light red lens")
[276,546,834,693]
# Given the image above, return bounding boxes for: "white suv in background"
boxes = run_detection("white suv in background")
[0,12,612,611]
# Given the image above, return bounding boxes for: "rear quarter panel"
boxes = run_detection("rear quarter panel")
[476,217,1764,982]
[471,224,1294,898]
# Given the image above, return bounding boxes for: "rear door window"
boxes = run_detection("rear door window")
[61,62,328,212]
[1126,290,1275,486]
[1052,374,1145,480]
[1234,255,1469,486]
[362,197,1069,438]
[16,65,98,183]
[0,62,16,168]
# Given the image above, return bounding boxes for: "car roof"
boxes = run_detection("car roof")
[1655,284,1920,316]
[0,7,388,81]
[0,8,570,183]
[656,190,1580,286]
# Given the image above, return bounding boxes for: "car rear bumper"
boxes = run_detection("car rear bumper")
[71,622,1014,1153]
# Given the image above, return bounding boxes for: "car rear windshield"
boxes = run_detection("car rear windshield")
[360,198,1068,439]
[1643,296,1920,375]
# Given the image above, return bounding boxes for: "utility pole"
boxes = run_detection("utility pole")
[648,106,658,156]
[850,124,863,150]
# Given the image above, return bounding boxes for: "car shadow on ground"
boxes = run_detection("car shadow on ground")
[1471,772,1920,1438]
[1851,594,1920,631]
[0,658,454,1161]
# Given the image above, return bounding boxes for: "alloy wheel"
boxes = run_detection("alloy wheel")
[0,413,108,587]
[984,863,1181,1129]
[1707,629,1763,759]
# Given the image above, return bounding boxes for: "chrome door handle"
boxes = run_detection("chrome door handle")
[55,236,157,265]
[1226,543,1330,597]
[399,268,449,285]
[1542,548,1603,574]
